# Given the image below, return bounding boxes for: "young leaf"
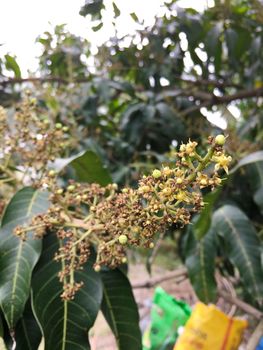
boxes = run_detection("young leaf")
[0,187,50,330]
[100,269,142,350]
[31,234,103,350]
[213,205,263,306]
[184,227,217,303]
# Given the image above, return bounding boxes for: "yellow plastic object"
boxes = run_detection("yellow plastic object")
[174,302,247,350]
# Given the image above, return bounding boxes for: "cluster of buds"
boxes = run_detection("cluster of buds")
[14,134,231,300]
[0,95,72,191]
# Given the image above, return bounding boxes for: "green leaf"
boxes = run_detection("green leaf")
[230,151,263,173]
[230,151,263,212]
[213,205,263,306]
[0,187,50,329]
[67,150,112,186]
[79,0,104,19]
[184,226,217,303]
[225,28,251,61]
[130,12,139,22]
[113,2,120,17]
[14,297,42,350]
[244,161,263,212]
[92,22,103,32]
[205,22,223,57]
[193,189,221,240]
[100,269,142,350]
[31,234,103,350]
[4,55,21,78]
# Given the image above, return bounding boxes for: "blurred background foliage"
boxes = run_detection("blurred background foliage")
[0,0,263,317]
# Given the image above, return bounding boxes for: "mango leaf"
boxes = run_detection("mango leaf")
[0,187,50,330]
[230,151,263,173]
[31,234,103,350]
[14,297,42,350]
[184,226,217,303]
[205,22,223,57]
[64,150,112,186]
[92,22,103,32]
[79,0,104,20]
[113,2,120,17]
[193,189,221,240]
[245,161,263,212]
[4,55,21,78]
[130,12,139,23]
[100,269,142,350]
[213,205,263,306]
[230,151,263,212]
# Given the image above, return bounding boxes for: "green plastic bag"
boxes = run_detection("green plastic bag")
[143,287,191,350]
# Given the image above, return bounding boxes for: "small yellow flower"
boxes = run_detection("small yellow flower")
[196,172,209,188]
[152,169,162,178]
[185,141,197,155]
[139,185,151,194]
[162,166,172,176]
[213,154,232,174]
[175,190,191,203]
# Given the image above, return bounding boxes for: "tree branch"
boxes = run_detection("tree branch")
[1,77,262,111]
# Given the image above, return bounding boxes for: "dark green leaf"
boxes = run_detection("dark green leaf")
[32,234,103,350]
[67,150,112,186]
[4,55,21,78]
[79,0,105,19]
[193,189,221,240]
[246,161,263,212]
[230,151,263,212]
[184,227,217,303]
[0,313,3,338]
[205,22,223,57]
[0,188,50,329]
[213,205,263,306]
[225,28,251,61]
[14,297,42,350]
[92,22,103,32]
[230,151,263,173]
[100,269,142,350]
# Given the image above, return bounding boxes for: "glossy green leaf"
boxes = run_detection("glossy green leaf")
[184,226,217,303]
[14,297,42,350]
[100,269,142,350]
[230,151,263,173]
[193,189,221,240]
[213,205,263,306]
[4,55,21,78]
[31,234,103,350]
[245,161,263,212]
[230,151,263,212]
[0,187,50,329]
[67,150,112,186]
